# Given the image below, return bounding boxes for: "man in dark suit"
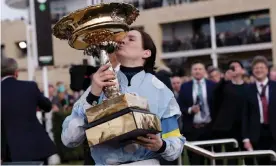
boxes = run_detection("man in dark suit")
[1,58,56,163]
[242,56,276,165]
[212,60,248,164]
[178,62,216,165]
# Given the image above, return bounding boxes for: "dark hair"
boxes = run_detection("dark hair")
[228,60,244,69]
[48,84,55,89]
[251,56,269,68]
[190,61,206,69]
[131,28,156,74]
[1,57,18,77]
[208,67,220,75]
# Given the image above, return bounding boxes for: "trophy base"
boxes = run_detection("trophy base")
[84,107,161,147]
[86,93,149,123]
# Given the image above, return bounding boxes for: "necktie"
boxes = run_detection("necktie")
[260,84,268,124]
[197,81,205,118]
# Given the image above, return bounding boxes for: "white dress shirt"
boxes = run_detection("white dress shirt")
[243,77,270,144]
[256,77,269,124]
[189,78,211,124]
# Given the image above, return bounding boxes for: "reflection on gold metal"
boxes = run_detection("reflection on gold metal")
[83,29,114,46]
[82,30,127,47]
[134,112,162,131]
[86,111,161,147]
[86,93,149,123]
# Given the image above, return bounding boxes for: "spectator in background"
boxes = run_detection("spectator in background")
[250,75,255,83]
[56,81,64,88]
[178,61,216,165]
[1,58,56,163]
[57,85,67,110]
[242,56,276,165]
[48,84,59,112]
[224,69,233,81]
[270,66,276,81]
[57,85,74,111]
[208,68,222,83]
[212,60,248,165]
[243,74,251,84]
[182,76,191,83]
[171,76,182,98]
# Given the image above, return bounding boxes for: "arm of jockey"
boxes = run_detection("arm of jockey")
[61,89,99,148]
[159,98,185,161]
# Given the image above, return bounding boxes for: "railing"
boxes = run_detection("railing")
[178,139,238,165]
[190,138,239,148]
[183,140,276,165]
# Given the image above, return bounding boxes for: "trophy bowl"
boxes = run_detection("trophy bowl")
[53,2,139,50]
[53,2,162,147]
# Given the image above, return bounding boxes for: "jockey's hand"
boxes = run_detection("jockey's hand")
[91,64,116,96]
[136,134,163,152]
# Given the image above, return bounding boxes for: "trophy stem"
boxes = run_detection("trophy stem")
[84,41,121,99]
[99,49,121,99]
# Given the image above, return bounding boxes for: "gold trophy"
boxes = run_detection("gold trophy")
[53,3,161,147]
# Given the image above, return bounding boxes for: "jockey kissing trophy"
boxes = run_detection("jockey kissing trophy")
[53,3,161,147]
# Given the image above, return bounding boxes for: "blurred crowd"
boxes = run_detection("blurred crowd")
[41,82,81,112]
[162,26,271,53]
[170,62,276,97]
[170,56,276,165]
